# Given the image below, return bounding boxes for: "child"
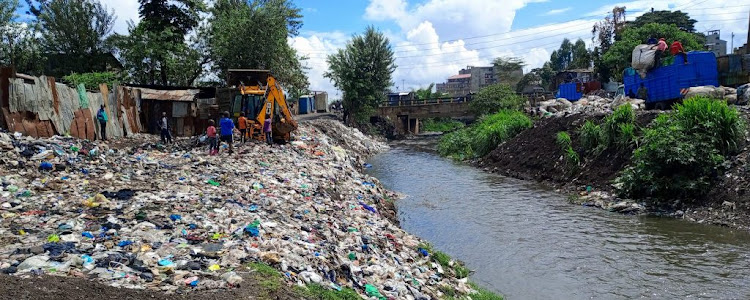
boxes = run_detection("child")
[207,119,218,155]
[219,111,235,154]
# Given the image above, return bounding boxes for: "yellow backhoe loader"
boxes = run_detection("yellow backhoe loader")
[227,69,297,143]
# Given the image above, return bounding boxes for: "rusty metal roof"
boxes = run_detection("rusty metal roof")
[135,88,199,102]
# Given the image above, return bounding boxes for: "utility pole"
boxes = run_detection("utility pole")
[402,79,405,91]
[731,32,734,54]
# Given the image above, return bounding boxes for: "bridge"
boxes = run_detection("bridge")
[376,98,473,134]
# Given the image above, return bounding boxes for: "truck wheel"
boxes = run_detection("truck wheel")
[645,102,655,110]
[654,102,667,110]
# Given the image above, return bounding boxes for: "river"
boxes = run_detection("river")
[366,140,750,300]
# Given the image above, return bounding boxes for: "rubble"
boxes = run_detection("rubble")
[533,86,743,117]
[0,119,469,298]
[532,95,646,117]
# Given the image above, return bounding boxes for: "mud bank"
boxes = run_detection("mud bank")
[476,113,750,230]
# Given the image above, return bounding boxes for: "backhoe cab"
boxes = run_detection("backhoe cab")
[227,69,297,143]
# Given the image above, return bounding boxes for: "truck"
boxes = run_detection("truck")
[622,51,719,110]
[226,69,297,143]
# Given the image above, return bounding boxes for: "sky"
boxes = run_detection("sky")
[15,0,750,97]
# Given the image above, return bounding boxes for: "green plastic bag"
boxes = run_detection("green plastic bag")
[365,284,386,300]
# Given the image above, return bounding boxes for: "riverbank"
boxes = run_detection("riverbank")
[473,105,750,230]
[0,120,487,299]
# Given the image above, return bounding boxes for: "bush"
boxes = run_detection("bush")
[556,131,572,150]
[469,84,526,116]
[63,72,122,90]
[438,110,531,159]
[579,120,604,152]
[615,97,746,202]
[616,123,637,150]
[421,118,465,132]
[603,104,636,147]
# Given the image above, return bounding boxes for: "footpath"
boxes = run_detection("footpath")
[0,119,474,299]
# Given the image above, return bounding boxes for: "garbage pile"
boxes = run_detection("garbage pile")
[683,86,739,104]
[0,119,471,298]
[533,96,646,117]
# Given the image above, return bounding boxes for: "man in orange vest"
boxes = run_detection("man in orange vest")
[238,112,248,143]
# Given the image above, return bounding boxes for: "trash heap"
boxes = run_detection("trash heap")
[534,85,744,117]
[0,119,472,299]
[533,96,646,117]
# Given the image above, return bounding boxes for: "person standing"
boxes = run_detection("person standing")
[637,83,649,101]
[238,112,248,143]
[206,119,218,155]
[159,112,173,144]
[670,40,688,64]
[220,111,235,154]
[263,117,272,145]
[96,105,108,141]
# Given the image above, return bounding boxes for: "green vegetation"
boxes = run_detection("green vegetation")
[578,120,604,153]
[326,26,396,125]
[467,282,505,300]
[63,72,121,90]
[438,110,532,159]
[469,84,526,116]
[578,105,639,155]
[249,262,363,300]
[421,118,465,132]
[557,131,580,167]
[556,131,572,150]
[616,97,746,202]
[299,284,363,300]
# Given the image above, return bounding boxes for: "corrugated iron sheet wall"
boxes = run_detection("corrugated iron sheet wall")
[0,69,142,139]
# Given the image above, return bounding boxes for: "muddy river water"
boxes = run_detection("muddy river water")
[366,141,750,300]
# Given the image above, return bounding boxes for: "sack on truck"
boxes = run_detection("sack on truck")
[631,44,656,78]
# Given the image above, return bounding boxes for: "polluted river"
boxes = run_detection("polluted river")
[366,138,750,300]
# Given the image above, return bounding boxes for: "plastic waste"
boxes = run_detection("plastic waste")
[207,179,220,186]
[39,161,53,170]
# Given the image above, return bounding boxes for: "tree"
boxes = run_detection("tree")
[33,0,115,76]
[326,26,395,125]
[1,0,14,29]
[207,0,307,93]
[138,0,202,41]
[602,23,702,81]
[592,6,626,81]
[517,62,555,93]
[630,10,697,33]
[109,21,206,86]
[1,0,46,74]
[549,38,591,72]
[109,0,206,85]
[492,57,525,86]
[469,84,525,116]
[413,83,447,100]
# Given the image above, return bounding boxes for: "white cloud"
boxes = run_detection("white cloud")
[542,7,572,16]
[101,0,139,34]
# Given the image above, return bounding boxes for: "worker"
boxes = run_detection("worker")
[627,89,636,99]
[670,40,688,64]
[159,112,172,144]
[96,105,107,141]
[220,111,235,154]
[238,112,247,143]
[263,117,272,145]
[637,83,649,101]
[651,38,668,68]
